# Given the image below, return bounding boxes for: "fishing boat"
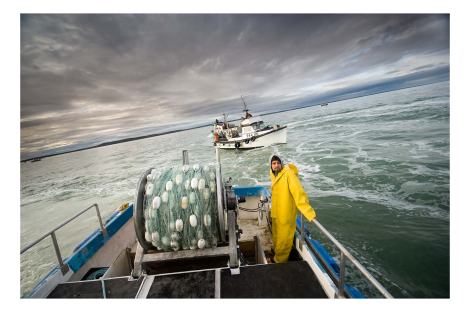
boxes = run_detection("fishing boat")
[20,149,392,298]
[212,97,287,150]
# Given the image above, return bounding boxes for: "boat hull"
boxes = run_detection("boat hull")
[215,126,287,149]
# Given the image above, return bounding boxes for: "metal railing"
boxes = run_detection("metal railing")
[300,215,393,298]
[20,203,108,275]
[182,150,189,165]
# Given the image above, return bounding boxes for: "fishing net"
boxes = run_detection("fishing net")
[142,164,219,251]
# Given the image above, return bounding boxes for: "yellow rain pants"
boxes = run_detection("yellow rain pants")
[270,163,316,263]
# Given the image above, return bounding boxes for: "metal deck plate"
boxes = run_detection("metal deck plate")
[220,261,327,298]
[47,277,144,298]
[146,270,215,298]
[47,261,326,298]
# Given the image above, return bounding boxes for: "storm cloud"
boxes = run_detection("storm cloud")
[21,14,449,158]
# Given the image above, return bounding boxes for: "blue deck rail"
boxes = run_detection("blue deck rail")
[20,203,108,275]
[298,215,393,298]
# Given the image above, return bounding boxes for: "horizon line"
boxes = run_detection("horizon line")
[20,79,448,162]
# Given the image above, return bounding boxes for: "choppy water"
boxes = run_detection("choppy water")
[20,81,449,298]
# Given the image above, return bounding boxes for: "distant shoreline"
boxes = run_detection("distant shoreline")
[21,80,448,163]
[20,124,212,163]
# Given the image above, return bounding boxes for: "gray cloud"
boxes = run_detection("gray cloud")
[21,14,449,158]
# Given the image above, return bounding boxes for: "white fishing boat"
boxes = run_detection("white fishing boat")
[212,97,287,150]
[20,149,393,298]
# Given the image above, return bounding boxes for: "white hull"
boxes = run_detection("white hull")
[216,127,287,149]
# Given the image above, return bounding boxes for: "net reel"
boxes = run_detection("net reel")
[133,148,240,276]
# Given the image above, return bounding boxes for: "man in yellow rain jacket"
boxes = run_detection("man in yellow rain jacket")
[270,155,316,263]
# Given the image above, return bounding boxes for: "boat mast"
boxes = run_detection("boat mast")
[223,113,228,129]
[241,95,250,119]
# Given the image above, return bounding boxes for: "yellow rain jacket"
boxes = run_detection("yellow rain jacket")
[270,163,316,263]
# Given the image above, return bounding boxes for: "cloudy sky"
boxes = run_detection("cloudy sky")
[20,14,449,159]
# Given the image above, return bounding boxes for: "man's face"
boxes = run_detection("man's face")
[271,160,282,174]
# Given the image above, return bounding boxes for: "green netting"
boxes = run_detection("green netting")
[142,164,219,251]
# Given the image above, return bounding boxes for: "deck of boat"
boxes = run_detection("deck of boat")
[44,193,329,298]
[237,195,273,252]
[47,261,327,298]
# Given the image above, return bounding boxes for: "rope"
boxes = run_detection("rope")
[238,206,260,212]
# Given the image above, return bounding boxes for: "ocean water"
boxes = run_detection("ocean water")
[20,81,449,298]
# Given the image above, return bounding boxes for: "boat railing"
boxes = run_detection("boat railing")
[20,203,108,275]
[300,216,393,298]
